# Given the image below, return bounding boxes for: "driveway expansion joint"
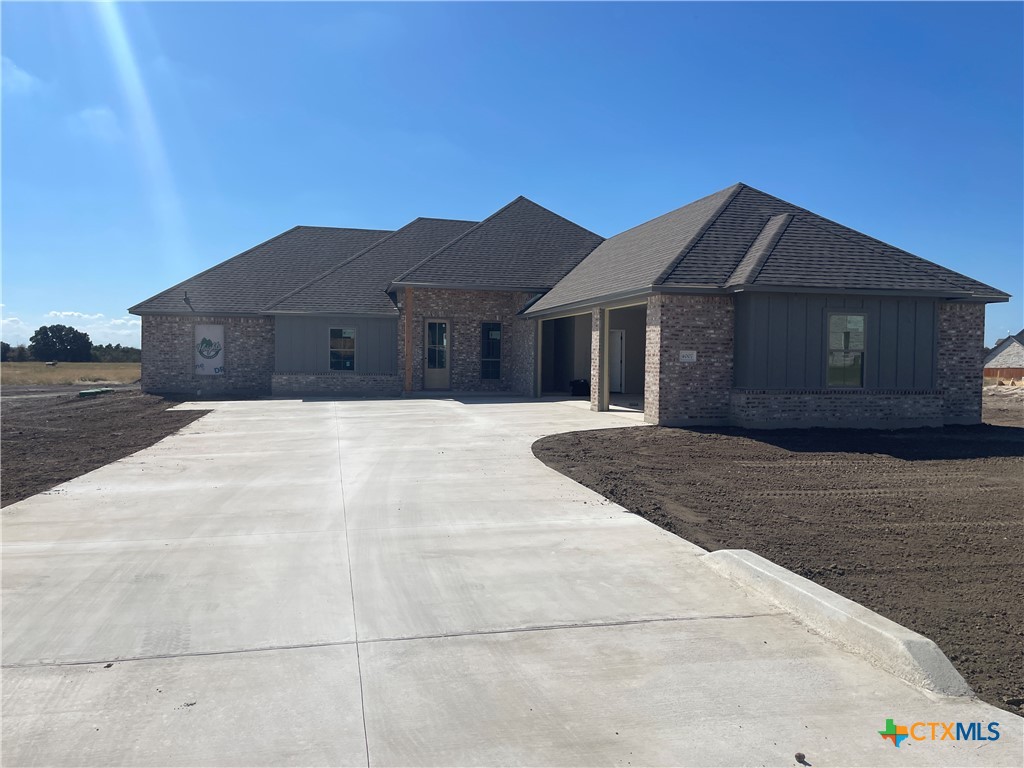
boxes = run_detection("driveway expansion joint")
[1,639,359,669]
[336,401,372,768]
[360,611,787,645]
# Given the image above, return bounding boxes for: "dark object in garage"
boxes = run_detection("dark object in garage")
[569,379,590,397]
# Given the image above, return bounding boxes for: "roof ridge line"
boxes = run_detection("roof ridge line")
[726,213,794,287]
[261,223,415,312]
[389,197,528,285]
[413,217,478,224]
[651,183,744,287]
[129,226,304,314]
[293,225,394,233]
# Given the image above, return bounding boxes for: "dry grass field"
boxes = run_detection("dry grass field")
[0,362,141,386]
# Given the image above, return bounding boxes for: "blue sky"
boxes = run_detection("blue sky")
[2,1,1021,347]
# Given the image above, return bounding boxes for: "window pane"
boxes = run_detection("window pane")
[827,351,863,387]
[330,329,355,371]
[481,323,501,380]
[330,351,354,371]
[428,324,437,346]
[481,323,501,361]
[436,348,446,369]
[827,315,865,387]
[428,347,437,369]
[437,324,447,347]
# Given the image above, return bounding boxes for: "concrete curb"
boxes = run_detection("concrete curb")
[701,549,973,697]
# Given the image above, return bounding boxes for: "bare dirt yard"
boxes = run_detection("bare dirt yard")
[534,389,1023,714]
[1,387,208,507]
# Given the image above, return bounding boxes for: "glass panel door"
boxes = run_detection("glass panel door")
[424,320,450,389]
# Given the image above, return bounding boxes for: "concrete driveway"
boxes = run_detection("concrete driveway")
[2,398,1020,767]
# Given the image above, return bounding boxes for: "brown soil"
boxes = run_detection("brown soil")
[1,387,208,507]
[983,385,1024,428]
[533,394,1023,714]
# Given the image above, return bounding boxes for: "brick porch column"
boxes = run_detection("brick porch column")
[590,307,609,411]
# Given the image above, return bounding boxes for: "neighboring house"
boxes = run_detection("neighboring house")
[130,183,1009,428]
[983,330,1024,380]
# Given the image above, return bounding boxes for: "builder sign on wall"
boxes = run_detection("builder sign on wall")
[195,324,225,375]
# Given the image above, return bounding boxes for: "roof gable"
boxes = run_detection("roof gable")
[264,218,478,315]
[391,197,603,291]
[673,185,1005,298]
[130,226,393,315]
[528,183,1008,316]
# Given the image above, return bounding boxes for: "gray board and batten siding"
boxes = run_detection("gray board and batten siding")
[734,293,938,390]
[274,315,398,375]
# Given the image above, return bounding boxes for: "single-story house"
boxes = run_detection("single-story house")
[130,183,1009,428]
[983,330,1024,381]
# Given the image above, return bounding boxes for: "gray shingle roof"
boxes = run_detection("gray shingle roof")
[391,197,603,291]
[666,185,1006,297]
[525,185,739,314]
[527,183,1008,316]
[264,218,478,315]
[725,214,793,287]
[130,226,393,315]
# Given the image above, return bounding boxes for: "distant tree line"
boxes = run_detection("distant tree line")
[90,343,142,363]
[0,342,30,362]
[0,325,141,363]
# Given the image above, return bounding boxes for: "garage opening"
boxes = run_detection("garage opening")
[540,314,591,396]
[606,305,646,407]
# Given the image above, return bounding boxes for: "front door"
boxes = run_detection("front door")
[609,329,625,393]
[424,320,451,390]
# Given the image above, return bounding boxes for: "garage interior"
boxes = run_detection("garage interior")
[539,305,646,407]
[540,314,590,395]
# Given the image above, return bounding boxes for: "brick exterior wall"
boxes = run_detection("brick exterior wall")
[398,287,538,395]
[271,372,401,397]
[508,312,539,398]
[140,314,274,396]
[140,296,986,422]
[644,294,734,426]
[730,389,944,429]
[590,307,604,410]
[937,302,986,425]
